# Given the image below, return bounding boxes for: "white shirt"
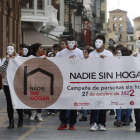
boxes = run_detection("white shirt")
[29,55,44,58]
[1,56,21,86]
[56,48,83,58]
[89,49,113,57]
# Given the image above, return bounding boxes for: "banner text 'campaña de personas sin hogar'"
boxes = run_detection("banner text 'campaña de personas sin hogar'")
[7,57,140,109]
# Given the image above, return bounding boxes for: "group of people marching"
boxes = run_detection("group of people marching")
[0,34,140,132]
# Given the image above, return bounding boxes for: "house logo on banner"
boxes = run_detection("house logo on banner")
[14,58,63,108]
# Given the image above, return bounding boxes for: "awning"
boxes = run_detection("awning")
[23,29,58,47]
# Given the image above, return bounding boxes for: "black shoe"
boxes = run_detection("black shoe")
[17,118,23,127]
[114,120,121,127]
[122,121,130,126]
[109,110,115,115]
[121,115,126,122]
[79,116,87,121]
[129,115,133,122]
[136,128,140,132]
[7,120,14,129]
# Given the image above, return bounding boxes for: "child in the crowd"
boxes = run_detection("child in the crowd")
[79,48,93,121]
[18,43,26,56]
[61,38,67,50]
[53,44,61,56]
[114,47,132,127]
[108,46,116,56]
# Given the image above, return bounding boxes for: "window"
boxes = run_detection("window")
[113,17,116,20]
[119,17,122,20]
[113,24,116,31]
[37,0,44,10]
[119,24,122,32]
[21,0,34,9]
[130,36,133,41]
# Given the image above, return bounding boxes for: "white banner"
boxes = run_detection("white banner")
[7,57,140,109]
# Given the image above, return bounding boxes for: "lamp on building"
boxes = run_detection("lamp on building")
[72,3,78,13]
[55,0,60,5]
[83,16,89,24]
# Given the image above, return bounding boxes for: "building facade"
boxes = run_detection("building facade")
[108,9,128,47]
[108,9,134,51]
[133,16,140,52]
[21,0,65,47]
[91,0,108,48]
[0,0,21,58]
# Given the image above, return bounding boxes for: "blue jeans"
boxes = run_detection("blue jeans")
[116,109,131,121]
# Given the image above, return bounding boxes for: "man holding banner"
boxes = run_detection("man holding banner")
[132,37,140,132]
[89,35,113,131]
[56,35,83,130]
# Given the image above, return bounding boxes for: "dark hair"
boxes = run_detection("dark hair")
[95,35,105,43]
[128,50,132,55]
[119,47,130,56]
[32,43,42,56]
[53,44,60,49]
[20,43,26,48]
[116,44,124,50]
[83,48,93,55]
[61,38,67,45]
[108,46,115,54]
[67,35,75,41]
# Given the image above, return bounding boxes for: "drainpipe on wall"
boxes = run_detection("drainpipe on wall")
[6,0,10,45]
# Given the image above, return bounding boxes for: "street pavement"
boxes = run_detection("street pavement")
[0,90,139,140]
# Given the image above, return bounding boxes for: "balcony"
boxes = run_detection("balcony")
[21,0,58,31]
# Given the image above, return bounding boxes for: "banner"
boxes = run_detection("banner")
[7,57,140,109]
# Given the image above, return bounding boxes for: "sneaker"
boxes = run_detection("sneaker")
[90,123,98,131]
[51,113,55,116]
[129,115,133,122]
[98,124,106,131]
[122,121,130,126]
[47,112,50,115]
[79,116,87,121]
[114,120,121,127]
[36,114,43,122]
[58,124,67,130]
[109,110,115,115]
[30,110,37,121]
[69,124,75,130]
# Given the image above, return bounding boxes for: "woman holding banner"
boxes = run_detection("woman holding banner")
[29,43,47,122]
[1,43,23,129]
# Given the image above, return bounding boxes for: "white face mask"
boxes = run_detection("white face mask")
[136,40,140,49]
[68,41,75,49]
[118,50,122,56]
[95,39,103,49]
[7,46,14,55]
[23,48,28,56]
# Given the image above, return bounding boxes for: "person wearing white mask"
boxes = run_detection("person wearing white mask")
[132,37,140,57]
[132,37,140,132]
[88,35,113,132]
[23,47,29,57]
[1,43,23,129]
[56,35,83,130]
